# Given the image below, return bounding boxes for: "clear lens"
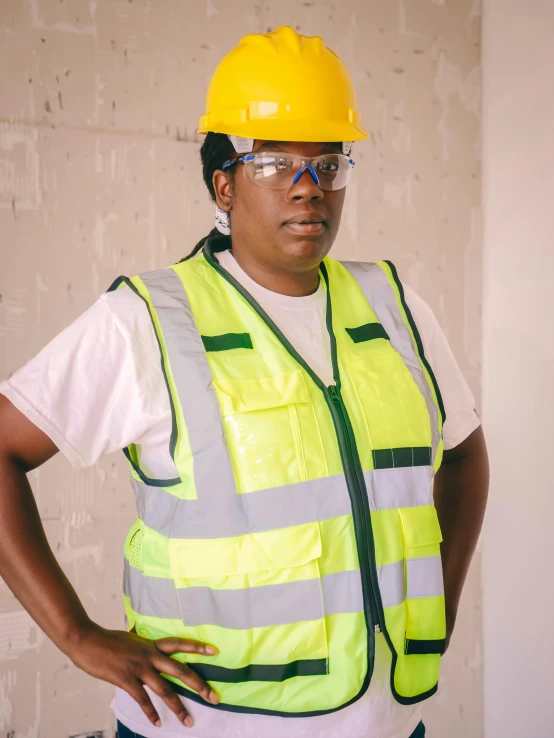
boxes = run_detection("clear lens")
[243,152,353,191]
[251,154,295,181]
[314,155,343,189]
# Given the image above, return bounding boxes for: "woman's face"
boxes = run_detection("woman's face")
[214,140,347,276]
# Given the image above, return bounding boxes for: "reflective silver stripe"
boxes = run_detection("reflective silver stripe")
[320,563,410,613]
[379,560,405,608]
[179,578,324,629]
[132,466,433,540]
[133,475,349,539]
[341,261,441,465]
[124,559,179,619]
[124,557,442,627]
[364,466,433,511]
[406,556,444,599]
[139,269,236,501]
[125,562,364,625]
[124,561,358,626]
[123,556,134,598]
[321,569,364,615]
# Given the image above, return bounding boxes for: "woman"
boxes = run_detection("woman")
[0,26,487,738]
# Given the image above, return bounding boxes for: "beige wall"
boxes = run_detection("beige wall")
[0,2,482,736]
[482,1,554,736]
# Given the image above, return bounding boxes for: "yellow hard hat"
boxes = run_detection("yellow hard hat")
[198,26,368,143]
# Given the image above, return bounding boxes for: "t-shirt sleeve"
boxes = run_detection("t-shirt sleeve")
[402,284,481,451]
[0,289,169,468]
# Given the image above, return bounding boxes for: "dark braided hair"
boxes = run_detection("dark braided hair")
[181,132,237,261]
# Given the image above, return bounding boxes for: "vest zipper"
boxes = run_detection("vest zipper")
[326,384,383,638]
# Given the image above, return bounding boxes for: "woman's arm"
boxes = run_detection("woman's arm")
[0,394,219,729]
[433,424,489,649]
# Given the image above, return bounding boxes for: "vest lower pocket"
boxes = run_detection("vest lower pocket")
[399,506,445,643]
[391,506,446,701]
[166,521,330,687]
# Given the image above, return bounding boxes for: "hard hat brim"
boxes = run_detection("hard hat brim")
[197,117,368,143]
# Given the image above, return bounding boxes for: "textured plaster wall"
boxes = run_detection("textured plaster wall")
[0,1,482,736]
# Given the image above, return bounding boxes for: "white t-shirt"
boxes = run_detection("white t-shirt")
[0,250,480,738]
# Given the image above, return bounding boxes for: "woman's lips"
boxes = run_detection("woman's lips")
[283,221,325,235]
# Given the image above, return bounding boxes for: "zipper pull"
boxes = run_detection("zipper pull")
[328,385,340,402]
[374,624,381,634]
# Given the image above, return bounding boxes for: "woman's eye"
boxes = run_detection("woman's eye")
[275,158,292,171]
[255,156,292,173]
[317,158,339,172]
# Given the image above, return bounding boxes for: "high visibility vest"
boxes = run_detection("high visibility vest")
[108,236,446,717]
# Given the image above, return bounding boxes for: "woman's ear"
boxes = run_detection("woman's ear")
[213,170,233,213]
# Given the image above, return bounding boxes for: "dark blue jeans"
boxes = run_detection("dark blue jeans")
[117,720,426,737]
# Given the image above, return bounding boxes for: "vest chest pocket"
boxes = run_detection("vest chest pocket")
[168,522,330,681]
[398,506,446,656]
[345,344,433,457]
[214,370,327,494]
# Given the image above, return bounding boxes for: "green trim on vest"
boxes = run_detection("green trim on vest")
[191,658,328,684]
[345,322,390,343]
[201,332,253,352]
[372,447,432,469]
[405,638,446,656]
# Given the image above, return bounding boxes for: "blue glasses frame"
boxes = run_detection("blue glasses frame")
[222,154,256,170]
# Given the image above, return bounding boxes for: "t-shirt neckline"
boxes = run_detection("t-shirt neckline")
[217,250,327,311]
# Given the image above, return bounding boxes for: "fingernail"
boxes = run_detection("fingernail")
[209,690,219,704]
[154,719,161,727]
[205,646,218,655]
[184,716,194,728]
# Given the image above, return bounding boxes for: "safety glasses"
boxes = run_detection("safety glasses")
[222,151,355,191]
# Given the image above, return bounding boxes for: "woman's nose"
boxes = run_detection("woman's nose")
[287,164,324,201]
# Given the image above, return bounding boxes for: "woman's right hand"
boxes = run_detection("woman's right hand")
[68,622,220,728]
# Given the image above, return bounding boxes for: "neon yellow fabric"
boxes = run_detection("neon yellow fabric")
[122,253,445,711]
[198,26,368,143]
[169,521,321,579]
